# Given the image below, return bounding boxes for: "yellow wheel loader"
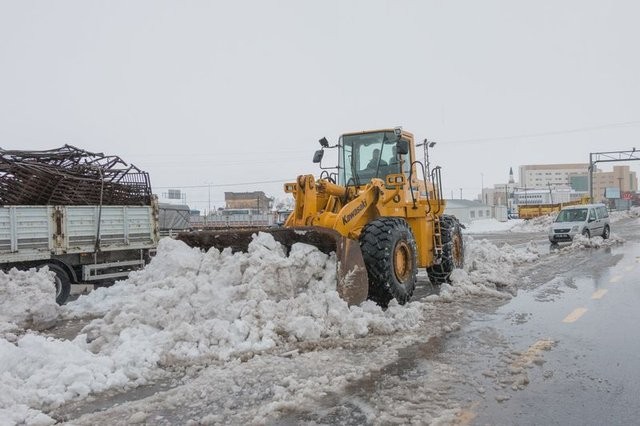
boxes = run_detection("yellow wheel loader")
[177,127,464,306]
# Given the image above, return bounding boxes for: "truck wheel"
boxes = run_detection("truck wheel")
[602,225,610,239]
[360,217,417,307]
[427,215,464,285]
[46,264,71,305]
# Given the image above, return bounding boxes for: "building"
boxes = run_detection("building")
[519,163,590,189]
[444,199,492,225]
[516,163,637,203]
[590,165,638,202]
[512,186,582,205]
[480,167,518,211]
[224,191,272,213]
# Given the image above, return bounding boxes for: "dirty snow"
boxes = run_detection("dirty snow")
[0,224,628,424]
[464,215,555,234]
[0,234,425,424]
[428,237,540,302]
[0,268,60,339]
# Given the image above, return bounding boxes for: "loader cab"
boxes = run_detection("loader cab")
[339,130,413,187]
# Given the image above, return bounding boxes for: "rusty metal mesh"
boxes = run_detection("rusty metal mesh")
[0,145,152,206]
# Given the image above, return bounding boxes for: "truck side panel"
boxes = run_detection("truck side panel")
[0,206,52,262]
[62,206,156,254]
[0,205,156,260]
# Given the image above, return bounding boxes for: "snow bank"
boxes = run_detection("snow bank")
[0,268,60,339]
[429,238,540,301]
[1,233,424,423]
[463,219,521,234]
[509,214,556,233]
[463,215,556,235]
[66,235,423,364]
[560,233,625,250]
[610,206,640,222]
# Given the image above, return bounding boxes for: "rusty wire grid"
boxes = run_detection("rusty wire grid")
[0,145,152,206]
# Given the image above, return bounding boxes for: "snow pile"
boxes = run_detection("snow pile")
[0,335,131,426]
[430,238,539,301]
[463,219,521,234]
[0,268,60,338]
[463,215,556,235]
[610,206,640,222]
[509,214,556,233]
[1,234,424,423]
[564,234,625,249]
[66,235,423,365]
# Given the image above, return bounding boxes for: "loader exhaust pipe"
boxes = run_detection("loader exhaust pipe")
[176,227,369,306]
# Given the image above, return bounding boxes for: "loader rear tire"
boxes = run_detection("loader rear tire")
[427,215,464,285]
[360,217,417,307]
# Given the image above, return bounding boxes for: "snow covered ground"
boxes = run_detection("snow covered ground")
[0,216,632,425]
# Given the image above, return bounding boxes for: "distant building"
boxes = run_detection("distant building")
[519,163,590,189]
[224,191,272,214]
[516,163,637,203]
[512,186,583,205]
[590,165,638,202]
[480,167,517,210]
[444,199,492,224]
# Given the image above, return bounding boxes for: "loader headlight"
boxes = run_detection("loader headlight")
[393,126,402,137]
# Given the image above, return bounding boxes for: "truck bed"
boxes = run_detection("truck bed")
[0,205,157,263]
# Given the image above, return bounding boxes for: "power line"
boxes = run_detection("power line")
[442,120,640,144]
[153,178,291,189]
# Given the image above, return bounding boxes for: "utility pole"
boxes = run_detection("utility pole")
[205,182,213,226]
[547,182,553,204]
[618,176,624,210]
[459,188,463,199]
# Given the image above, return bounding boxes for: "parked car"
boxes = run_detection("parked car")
[548,204,610,244]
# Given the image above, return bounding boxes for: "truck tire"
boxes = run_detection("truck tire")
[46,264,71,305]
[427,215,464,285]
[359,217,417,307]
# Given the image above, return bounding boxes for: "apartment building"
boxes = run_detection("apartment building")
[519,163,590,188]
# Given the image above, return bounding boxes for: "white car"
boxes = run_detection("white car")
[548,204,611,244]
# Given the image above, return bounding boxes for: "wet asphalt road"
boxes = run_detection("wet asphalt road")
[454,218,640,425]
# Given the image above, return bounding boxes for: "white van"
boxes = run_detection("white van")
[548,204,611,244]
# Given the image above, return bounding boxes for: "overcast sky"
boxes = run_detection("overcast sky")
[1,1,639,211]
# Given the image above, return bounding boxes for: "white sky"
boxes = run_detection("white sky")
[1,0,639,212]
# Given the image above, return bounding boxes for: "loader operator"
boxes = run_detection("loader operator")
[367,148,387,170]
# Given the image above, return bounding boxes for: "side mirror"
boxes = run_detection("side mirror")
[313,149,324,163]
[396,139,409,155]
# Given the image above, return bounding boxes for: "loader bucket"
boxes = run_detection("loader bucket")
[175,227,369,306]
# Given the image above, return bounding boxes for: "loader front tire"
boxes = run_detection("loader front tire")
[427,215,464,285]
[360,218,417,307]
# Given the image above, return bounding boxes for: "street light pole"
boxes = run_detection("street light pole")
[423,139,437,177]
[204,182,213,226]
